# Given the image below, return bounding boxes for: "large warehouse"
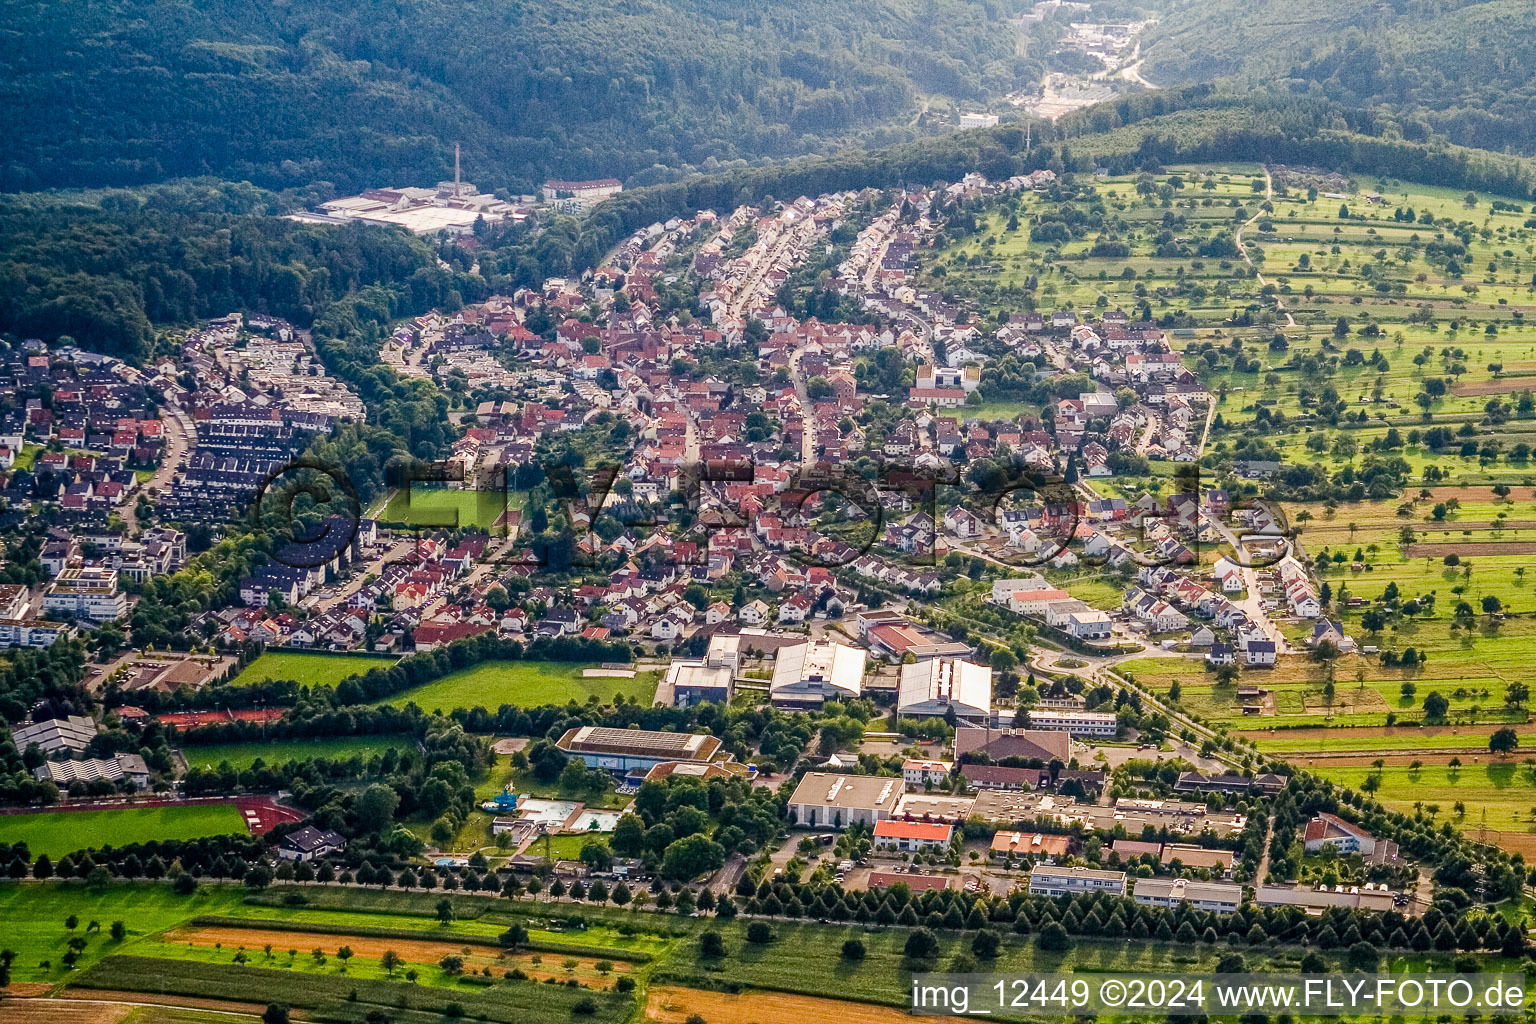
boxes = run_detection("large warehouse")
[770,639,865,710]
[897,657,992,725]
[555,726,723,773]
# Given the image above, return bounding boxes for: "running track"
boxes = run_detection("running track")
[0,795,304,835]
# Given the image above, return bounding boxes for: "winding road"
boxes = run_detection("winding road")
[1234,167,1296,329]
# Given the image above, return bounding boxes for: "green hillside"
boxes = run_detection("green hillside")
[1140,0,1536,155]
[0,0,1035,192]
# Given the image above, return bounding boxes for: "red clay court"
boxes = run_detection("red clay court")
[156,707,287,728]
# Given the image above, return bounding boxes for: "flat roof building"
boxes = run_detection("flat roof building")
[1028,865,1127,897]
[898,657,992,725]
[787,771,903,829]
[1024,708,1118,737]
[1161,843,1235,872]
[1133,877,1243,913]
[667,634,740,707]
[43,566,127,622]
[894,792,977,822]
[555,726,722,773]
[771,640,865,710]
[1256,883,1398,913]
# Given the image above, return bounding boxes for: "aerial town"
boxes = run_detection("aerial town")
[2,105,1533,1024]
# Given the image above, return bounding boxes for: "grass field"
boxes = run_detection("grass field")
[231,651,398,688]
[0,882,242,981]
[178,736,413,771]
[375,660,659,712]
[378,486,523,530]
[1242,724,1536,753]
[0,805,250,859]
[521,833,612,862]
[1310,762,1536,836]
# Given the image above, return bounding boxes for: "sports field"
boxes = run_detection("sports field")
[375,660,658,712]
[0,804,249,858]
[179,736,413,771]
[230,651,399,688]
[378,486,522,530]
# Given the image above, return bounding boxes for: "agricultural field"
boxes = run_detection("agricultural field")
[0,804,250,859]
[940,165,1536,331]
[378,486,523,531]
[230,651,398,688]
[0,880,1522,1024]
[1285,489,1536,615]
[0,882,243,982]
[1125,605,1536,728]
[178,736,414,771]
[1308,762,1536,847]
[936,165,1536,495]
[375,660,659,713]
[1242,723,1536,755]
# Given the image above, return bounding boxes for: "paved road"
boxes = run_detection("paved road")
[1026,643,1246,769]
[787,345,817,466]
[125,400,193,532]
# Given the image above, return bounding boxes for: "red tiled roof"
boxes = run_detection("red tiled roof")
[873,820,953,841]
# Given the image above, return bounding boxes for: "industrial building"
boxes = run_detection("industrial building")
[897,657,992,725]
[770,639,865,709]
[667,634,740,707]
[787,771,903,829]
[555,725,723,774]
[33,752,150,789]
[11,714,98,755]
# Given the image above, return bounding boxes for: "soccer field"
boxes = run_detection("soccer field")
[231,651,399,688]
[375,660,659,712]
[179,735,413,771]
[379,486,523,530]
[0,803,250,858]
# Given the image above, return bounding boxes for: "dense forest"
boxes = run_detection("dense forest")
[1140,0,1536,155]
[0,183,456,359]
[0,0,1035,193]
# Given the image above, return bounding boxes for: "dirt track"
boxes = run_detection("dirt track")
[0,1002,133,1024]
[1280,752,1521,766]
[60,990,271,1015]
[645,986,967,1024]
[1236,724,1513,741]
[1408,541,1536,557]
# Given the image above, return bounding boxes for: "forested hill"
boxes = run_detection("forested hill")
[0,0,1034,193]
[1139,0,1536,155]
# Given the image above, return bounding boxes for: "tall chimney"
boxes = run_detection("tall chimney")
[454,143,461,190]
